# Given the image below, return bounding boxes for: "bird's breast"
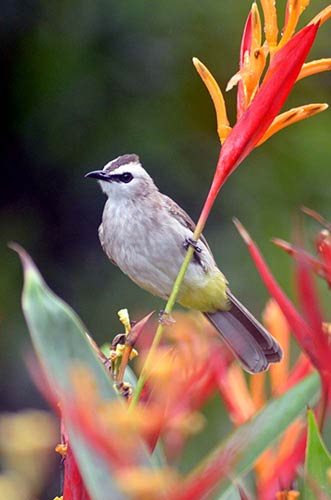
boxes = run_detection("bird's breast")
[101,199,177,296]
[100,198,227,308]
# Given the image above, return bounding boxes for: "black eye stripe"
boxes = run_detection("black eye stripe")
[109,172,133,183]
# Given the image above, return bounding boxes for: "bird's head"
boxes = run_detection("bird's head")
[85,154,157,200]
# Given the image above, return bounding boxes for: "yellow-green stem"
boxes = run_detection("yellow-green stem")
[129,217,206,410]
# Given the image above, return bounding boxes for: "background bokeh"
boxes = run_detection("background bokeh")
[1,0,330,496]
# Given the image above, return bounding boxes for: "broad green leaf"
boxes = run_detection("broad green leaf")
[304,409,331,499]
[215,484,241,500]
[15,247,115,397]
[213,373,320,499]
[13,245,158,500]
[186,372,320,500]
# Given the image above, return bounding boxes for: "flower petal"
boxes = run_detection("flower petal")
[257,103,328,145]
[237,10,252,118]
[193,57,231,144]
[233,219,321,369]
[211,23,319,194]
[232,5,265,116]
[302,206,331,231]
[263,300,290,391]
[297,58,331,81]
[217,362,256,425]
[279,0,308,49]
[258,433,307,500]
[296,251,329,370]
[309,4,331,27]
[63,444,92,500]
[273,237,331,285]
[260,0,279,53]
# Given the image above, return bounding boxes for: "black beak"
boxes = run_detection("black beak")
[84,170,111,181]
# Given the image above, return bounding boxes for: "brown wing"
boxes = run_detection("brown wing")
[162,195,215,261]
[98,223,118,267]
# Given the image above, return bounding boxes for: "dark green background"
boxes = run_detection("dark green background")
[1,0,330,482]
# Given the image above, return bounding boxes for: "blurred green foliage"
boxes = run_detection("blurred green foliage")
[1,0,330,415]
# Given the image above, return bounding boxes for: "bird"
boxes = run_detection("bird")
[85,153,283,373]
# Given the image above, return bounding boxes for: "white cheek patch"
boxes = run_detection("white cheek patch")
[98,180,112,195]
[98,172,138,197]
[99,159,153,198]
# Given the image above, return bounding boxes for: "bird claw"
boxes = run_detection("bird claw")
[158,310,176,325]
[183,237,202,253]
[183,237,206,269]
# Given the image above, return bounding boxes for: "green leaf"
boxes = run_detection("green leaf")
[13,245,158,500]
[304,409,331,499]
[215,484,241,500]
[188,372,320,500]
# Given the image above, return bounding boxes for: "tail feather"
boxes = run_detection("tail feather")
[205,291,283,373]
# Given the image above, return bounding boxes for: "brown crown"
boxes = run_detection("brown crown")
[105,154,140,172]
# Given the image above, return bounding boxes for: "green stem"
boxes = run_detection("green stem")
[129,210,210,410]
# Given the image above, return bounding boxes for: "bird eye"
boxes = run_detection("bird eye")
[121,172,133,183]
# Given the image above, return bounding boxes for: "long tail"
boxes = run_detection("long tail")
[205,291,283,373]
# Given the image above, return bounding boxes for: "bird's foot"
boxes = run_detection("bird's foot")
[183,237,202,253]
[183,237,206,268]
[158,309,176,326]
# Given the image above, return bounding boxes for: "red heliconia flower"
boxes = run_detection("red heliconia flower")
[316,229,331,287]
[272,209,331,289]
[136,313,234,457]
[27,358,94,499]
[304,207,331,287]
[210,298,313,499]
[62,444,91,500]
[234,219,331,428]
[192,2,330,234]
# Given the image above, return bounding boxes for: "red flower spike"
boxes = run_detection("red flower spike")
[235,217,331,433]
[296,254,328,362]
[273,237,331,284]
[302,206,331,231]
[239,9,252,70]
[63,444,91,500]
[127,310,155,346]
[317,230,331,286]
[210,23,319,202]
[295,251,331,428]
[237,11,252,119]
[233,218,330,374]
